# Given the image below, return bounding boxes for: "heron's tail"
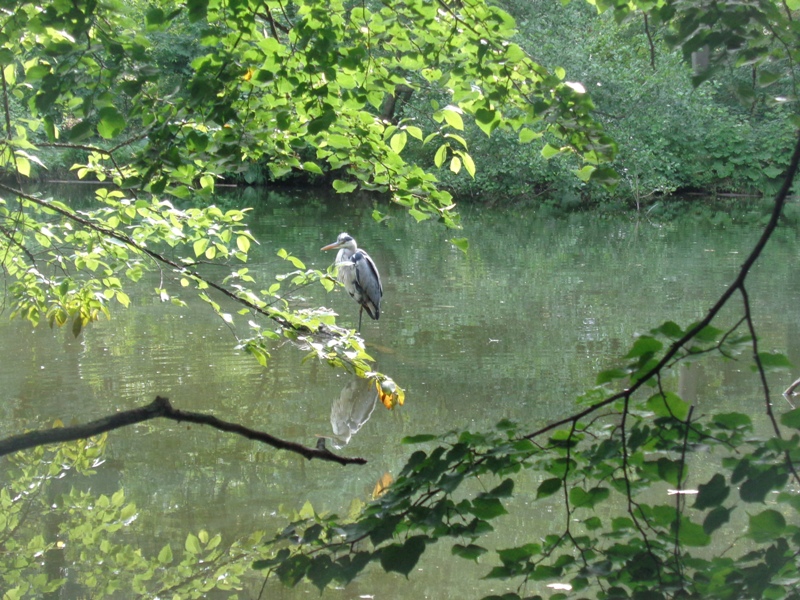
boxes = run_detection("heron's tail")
[363,301,380,320]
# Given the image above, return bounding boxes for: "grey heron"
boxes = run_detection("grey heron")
[321,232,383,331]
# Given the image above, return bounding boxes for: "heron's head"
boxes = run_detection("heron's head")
[321,232,357,252]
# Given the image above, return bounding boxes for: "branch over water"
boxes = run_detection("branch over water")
[0,396,366,466]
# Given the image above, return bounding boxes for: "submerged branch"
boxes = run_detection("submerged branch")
[0,396,366,466]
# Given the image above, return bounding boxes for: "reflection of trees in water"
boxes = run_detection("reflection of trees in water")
[329,377,379,449]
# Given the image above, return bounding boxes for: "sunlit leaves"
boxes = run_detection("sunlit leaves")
[541,144,563,159]
[157,544,173,564]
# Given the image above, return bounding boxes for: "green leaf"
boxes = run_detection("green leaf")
[186,0,209,21]
[97,107,126,140]
[275,554,311,587]
[756,352,792,372]
[740,467,788,503]
[441,106,464,130]
[380,536,427,577]
[401,434,438,444]
[157,544,173,564]
[536,477,562,499]
[449,238,469,254]
[703,505,732,535]
[651,320,684,339]
[486,478,514,498]
[575,165,595,182]
[569,486,609,509]
[307,555,336,592]
[678,518,711,547]
[626,336,663,358]
[596,368,629,385]
[408,208,430,223]
[694,474,730,510]
[541,144,561,159]
[451,543,488,562]
[584,516,602,530]
[519,128,540,144]
[747,509,786,543]
[236,235,251,253]
[302,161,323,175]
[434,144,448,168]
[15,155,30,177]
[714,412,752,431]
[66,120,94,142]
[332,180,357,194]
[405,126,423,140]
[307,110,337,134]
[390,131,407,154]
[146,7,165,27]
[779,407,800,430]
[469,498,508,520]
[646,392,690,421]
[185,533,201,554]
[461,152,476,178]
[193,238,209,257]
[72,316,83,338]
[656,458,682,486]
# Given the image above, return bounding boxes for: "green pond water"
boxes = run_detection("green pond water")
[1,188,798,598]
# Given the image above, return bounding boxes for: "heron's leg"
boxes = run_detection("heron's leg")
[358,306,363,332]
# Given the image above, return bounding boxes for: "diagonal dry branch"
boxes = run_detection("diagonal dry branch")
[0,396,366,466]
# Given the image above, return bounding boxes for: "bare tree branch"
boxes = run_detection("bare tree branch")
[524,129,800,450]
[0,396,366,466]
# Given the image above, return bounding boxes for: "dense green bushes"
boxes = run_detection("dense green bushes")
[5,0,794,206]
[401,0,795,205]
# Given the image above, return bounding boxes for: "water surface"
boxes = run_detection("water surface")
[1,189,798,598]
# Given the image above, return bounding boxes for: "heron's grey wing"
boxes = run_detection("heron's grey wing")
[357,250,382,293]
[353,250,382,320]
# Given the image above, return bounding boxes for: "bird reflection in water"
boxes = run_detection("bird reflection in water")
[328,376,379,449]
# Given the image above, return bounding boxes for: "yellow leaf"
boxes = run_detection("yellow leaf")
[372,472,394,500]
[376,378,405,409]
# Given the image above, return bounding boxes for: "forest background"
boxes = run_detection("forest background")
[15,0,797,207]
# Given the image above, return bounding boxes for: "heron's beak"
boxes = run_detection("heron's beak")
[321,242,342,251]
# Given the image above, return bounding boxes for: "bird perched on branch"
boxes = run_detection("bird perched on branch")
[321,232,382,331]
